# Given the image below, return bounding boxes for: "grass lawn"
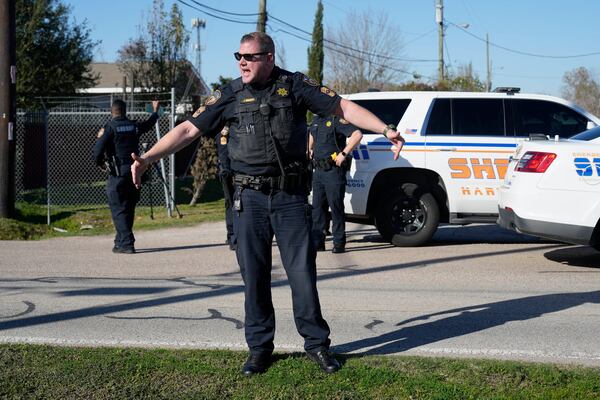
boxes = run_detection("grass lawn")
[0,179,226,240]
[3,180,600,398]
[1,344,599,399]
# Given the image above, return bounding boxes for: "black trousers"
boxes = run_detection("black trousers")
[107,173,140,249]
[221,176,235,243]
[233,186,331,354]
[311,167,347,247]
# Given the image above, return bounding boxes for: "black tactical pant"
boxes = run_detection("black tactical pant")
[233,185,331,355]
[220,172,235,245]
[107,172,140,249]
[311,167,347,248]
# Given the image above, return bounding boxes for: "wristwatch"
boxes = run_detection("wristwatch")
[340,151,347,157]
[382,124,396,137]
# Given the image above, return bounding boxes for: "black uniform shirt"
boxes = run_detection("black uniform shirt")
[187,66,342,176]
[93,113,158,173]
[310,115,358,160]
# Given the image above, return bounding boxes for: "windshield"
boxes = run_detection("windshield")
[570,126,600,141]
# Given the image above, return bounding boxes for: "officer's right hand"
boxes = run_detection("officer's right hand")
[131,153,149,189]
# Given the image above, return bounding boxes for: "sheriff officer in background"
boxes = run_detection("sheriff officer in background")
[309,115,362,253]
[93,99,160,254]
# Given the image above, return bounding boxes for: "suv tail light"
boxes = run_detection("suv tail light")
[515,151,556,173]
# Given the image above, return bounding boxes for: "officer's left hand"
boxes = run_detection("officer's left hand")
[334,153,346,167]
[384,130,405,160]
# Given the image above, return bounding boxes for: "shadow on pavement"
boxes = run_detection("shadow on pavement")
[0,243,561,332]
[335,290,600,355]
[544,246,600,269]
[136,242,228,253]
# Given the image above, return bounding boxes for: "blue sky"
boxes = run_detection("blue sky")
[64,0,600,97]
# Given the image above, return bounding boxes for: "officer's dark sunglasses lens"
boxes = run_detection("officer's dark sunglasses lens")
[234,52,268,61]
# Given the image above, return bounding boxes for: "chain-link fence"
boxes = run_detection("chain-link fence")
[14,91,193,223]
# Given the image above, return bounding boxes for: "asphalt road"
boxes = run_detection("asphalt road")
[1,221,599,366]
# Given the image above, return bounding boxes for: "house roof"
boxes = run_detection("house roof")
[79,62,210,95]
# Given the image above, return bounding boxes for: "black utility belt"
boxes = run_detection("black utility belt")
[233,174,282,191]
[313,157,339,170]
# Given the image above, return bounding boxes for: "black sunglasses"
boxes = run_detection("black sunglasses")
[234,52,269,62]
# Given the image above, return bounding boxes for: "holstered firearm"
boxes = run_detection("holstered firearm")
[219,170,234,208]
[104,155,121,177]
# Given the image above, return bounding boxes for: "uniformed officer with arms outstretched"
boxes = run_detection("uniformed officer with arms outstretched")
[309,115,362,254]
[130,32,405,376]
[93,99,160,254]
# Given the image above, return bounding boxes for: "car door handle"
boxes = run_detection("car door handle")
[438,147,457,152]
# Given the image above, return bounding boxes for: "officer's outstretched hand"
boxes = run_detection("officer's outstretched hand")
[385,130,405,160]
[131,153,149,189]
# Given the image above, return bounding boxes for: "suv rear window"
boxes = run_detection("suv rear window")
[352,99,411,134]
[510,99,589,138]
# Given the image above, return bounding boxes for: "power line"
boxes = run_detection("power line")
[269,14,437,63]
[272,27,436,81]
[174,1,436,80]
[175,0,256,25]
[449,21,600,59]
[179,0,260,16]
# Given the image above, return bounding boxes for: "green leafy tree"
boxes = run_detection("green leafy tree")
[16,0,99,108]
[210,76,233,91]
[117,0,192,98]
[307,0,324,85]
[394,63,485,92]
[561,67,600,116]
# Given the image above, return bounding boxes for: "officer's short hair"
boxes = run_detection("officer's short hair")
[241,32,275,54]
[111,99,126,116]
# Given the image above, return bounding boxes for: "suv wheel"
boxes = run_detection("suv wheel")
[374,184,440,247]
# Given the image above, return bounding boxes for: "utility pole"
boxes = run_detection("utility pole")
[435,0,444,82]
[191,18,206,76]
[486,33,492,91]
[257,0,267,33]
[0,0,16,218]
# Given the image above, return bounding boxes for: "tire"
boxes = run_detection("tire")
[374,184,440,247]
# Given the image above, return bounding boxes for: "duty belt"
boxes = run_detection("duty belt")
[233,174,282,191]
[313,158,334,170]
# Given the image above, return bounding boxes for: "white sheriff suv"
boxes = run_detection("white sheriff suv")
[497,128,600,250]
[342,88,600,246]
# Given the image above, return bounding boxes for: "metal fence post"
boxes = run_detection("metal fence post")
[170,87,176,211]
[45,111,50,225]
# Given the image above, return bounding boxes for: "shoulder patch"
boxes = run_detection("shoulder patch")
[339,118,349,125]
[192,106,206,118]
[302,75,319,87]
[204,90,221,106]
[96,127,105,138]
[320,86,336,97]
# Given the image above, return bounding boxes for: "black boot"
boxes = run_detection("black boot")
[241,352,271,376]
[306,349,341,373]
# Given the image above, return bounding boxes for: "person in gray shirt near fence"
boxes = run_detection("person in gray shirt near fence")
[93,99,160,254]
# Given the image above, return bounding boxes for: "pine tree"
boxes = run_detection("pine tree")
[307,1,324,85]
